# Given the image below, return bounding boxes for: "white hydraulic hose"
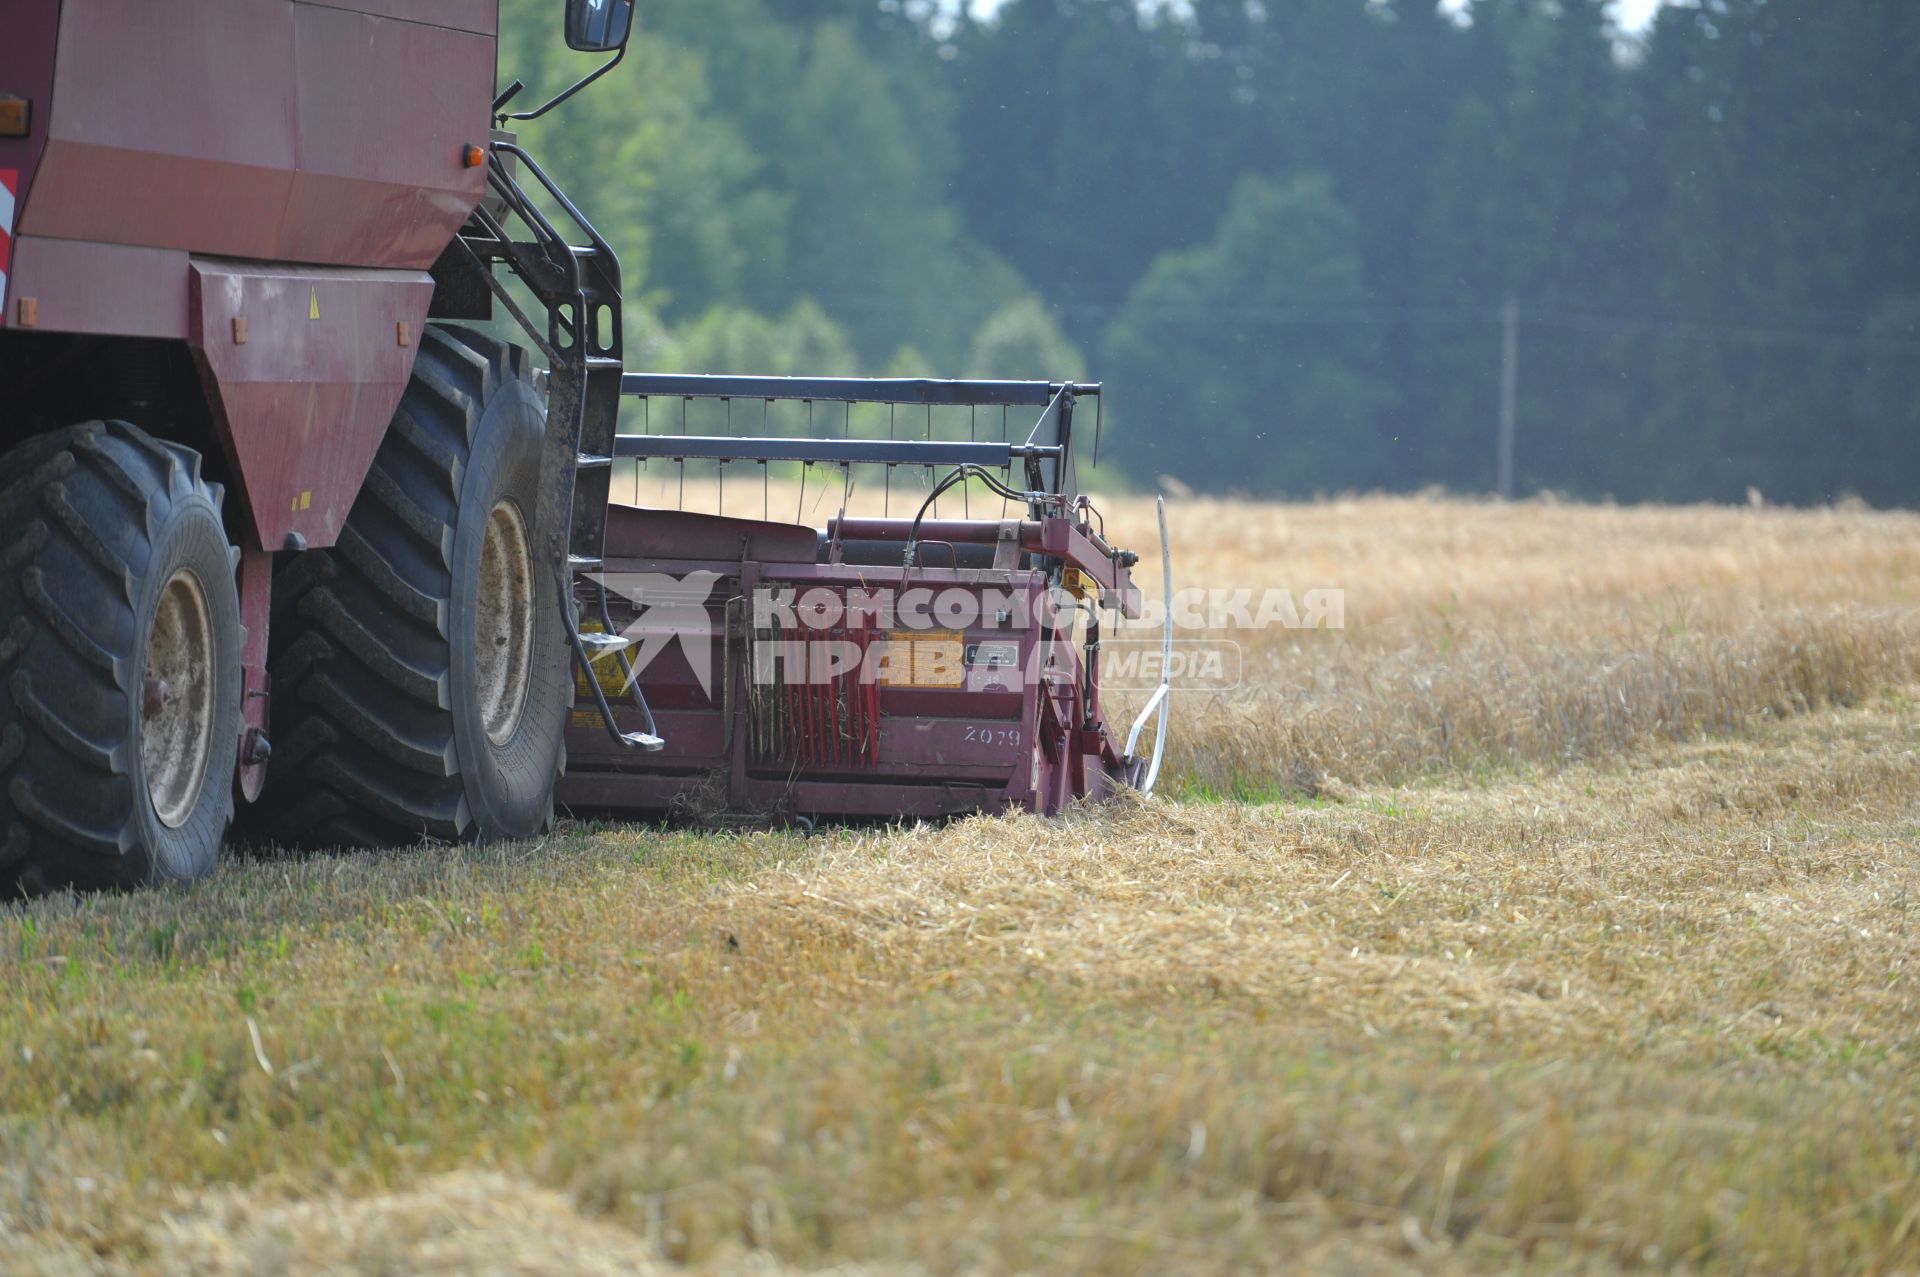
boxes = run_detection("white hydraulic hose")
[1123,496,1173,795]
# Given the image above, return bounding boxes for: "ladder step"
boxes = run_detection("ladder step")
[577,452,613,470]
[568,554,602,571]
[577,629,632,657]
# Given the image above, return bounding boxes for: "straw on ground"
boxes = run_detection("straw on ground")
[4,494,1918,1274]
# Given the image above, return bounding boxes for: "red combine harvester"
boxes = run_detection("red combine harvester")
[0,1,1171,893]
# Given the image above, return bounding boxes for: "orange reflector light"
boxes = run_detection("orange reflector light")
[0,96,29,138]
[462,143,486,169]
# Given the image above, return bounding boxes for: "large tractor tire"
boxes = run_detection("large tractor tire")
[257,325,568,848]
[0,422,242,894]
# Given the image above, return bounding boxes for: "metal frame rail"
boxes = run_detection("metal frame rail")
[617,374,1101,510]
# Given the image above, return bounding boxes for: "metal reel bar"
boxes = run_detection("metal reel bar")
[618,374,1098,515]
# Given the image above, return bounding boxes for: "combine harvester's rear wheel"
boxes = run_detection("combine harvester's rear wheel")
[255,326,570,849]
[0,422,242,893]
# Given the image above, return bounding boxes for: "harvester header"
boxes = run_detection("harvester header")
[556,372,1168,823]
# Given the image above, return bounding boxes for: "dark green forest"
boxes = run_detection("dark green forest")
[500,0,1920,505]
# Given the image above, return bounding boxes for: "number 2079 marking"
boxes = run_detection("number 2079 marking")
[963,725,1024,747]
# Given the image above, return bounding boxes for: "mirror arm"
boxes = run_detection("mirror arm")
[505,44,626,123]
[492,78,526,114]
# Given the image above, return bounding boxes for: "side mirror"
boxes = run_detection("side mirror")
[565,0,635,53]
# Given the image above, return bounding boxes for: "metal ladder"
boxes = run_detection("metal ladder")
[457,140,662,751]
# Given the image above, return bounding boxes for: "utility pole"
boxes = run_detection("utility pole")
[1497,295,1518,499]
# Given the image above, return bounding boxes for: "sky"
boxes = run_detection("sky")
[965,0,1669,34]
[1440,0,1664,29]
[1608,0,1666,31]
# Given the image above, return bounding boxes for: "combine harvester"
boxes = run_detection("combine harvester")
[0,0,1170,893]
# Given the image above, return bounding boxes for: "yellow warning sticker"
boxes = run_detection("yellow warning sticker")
[574,622,630,700]
[308,287,320,320]
[880,630,964,688]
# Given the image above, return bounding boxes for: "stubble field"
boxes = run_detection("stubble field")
[6,493,1920,1274]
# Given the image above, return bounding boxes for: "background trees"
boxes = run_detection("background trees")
[498,0,1920,505]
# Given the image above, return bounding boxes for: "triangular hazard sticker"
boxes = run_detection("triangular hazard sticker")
[308,287,320,320]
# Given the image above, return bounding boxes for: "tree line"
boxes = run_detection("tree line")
[501,0,1920,505]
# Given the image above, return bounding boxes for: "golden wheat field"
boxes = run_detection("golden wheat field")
[6,493,1920,1275]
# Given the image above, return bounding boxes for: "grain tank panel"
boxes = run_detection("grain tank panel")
[18,0,491,271]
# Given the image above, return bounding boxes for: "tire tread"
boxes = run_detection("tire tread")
[0,421,238,893]
[255,325,541,848]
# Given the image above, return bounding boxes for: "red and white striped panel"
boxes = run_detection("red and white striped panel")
[0,168,16,325]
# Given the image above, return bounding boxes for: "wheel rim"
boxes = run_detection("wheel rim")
[143,569,216,830]
[476,498,536,747]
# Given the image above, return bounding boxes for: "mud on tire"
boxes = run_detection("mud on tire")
[0,422,242,895]
[256,325,568,848]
